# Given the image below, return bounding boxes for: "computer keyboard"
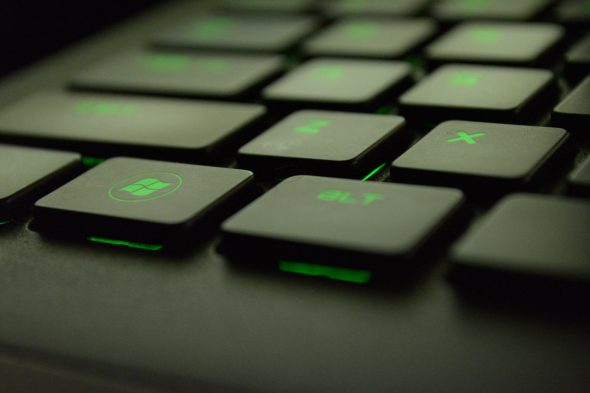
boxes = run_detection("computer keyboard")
[0,1,589,392]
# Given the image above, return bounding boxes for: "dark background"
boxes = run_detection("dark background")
[0,1,163,79]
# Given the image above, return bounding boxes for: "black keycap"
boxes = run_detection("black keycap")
[554,0,590,29]
[450,194,590,293]
[303,18,436,59]
[152,15,317,53]
[0,144,80,221]
[552,76,590,134]
[398,64,557,123]
[564,33,590,84]
[263,58,411,111]
[425,22,563,67]
[431,0,553,22]
[568,155,590,197]
[0,91,265,162]
[238,110,407,179]
[33,157,255,244]
[322,0,430,18]
[220,175,464,267]
[71,50,283,99]
[390,121,569,195]
[218,0,316,13]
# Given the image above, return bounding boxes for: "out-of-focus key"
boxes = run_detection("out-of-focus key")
[303,18,436,59]
[218,0,316,14]
[450,194,590,294]
[152,15,318,53]
[390,121,570,195]
[554,1,590,29]
[564,34,590,84]
[399,64,557,124]
[0,91,265,162]
[568,155,590,197]
[33,157,255,245]
[238,110,407,179]
[431,0,553,23]
[263,58,412,111]
[552,76,590,135]
[425,22,563,67]
[221,175,464,267]
[71,50,283,99]
[322,0,430,18]
[0,144,80,221]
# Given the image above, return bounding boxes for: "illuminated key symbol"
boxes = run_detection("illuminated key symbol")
[345,22,378,40]
[108,172,183,202]
[294,119,331,134]
[317,189,384,206]
[450,72,481,86]
[314,66,345,80]
[193,17,233,39]
[146,55,189,72]
[470,28,501,43]
[119,178,172,197]
[447,130,487,145]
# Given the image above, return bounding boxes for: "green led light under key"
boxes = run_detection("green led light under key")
[279,260,372,284]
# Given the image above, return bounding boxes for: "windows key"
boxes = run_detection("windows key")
[32,157,255,246]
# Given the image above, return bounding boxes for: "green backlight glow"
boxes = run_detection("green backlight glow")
[345,22,378,40]
[470,28,500,43]
[82,156,105,167]
[0,220,10,225]
[317,189,384,206]
[146,55,190,71]
[314,66,344,80]
[463,0,489,11]
[450,72,480,86]
[279,260,372,284]
[75,101,137,115]
[87,236,163,251]
[108,172,183,203]
[447,130,486,145]
[361,163,386,181]
[294,119,331,134]
[193,17,233,39]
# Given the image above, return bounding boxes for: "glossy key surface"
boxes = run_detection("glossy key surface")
[263,58,411,111]
[425,22,563,67]
[0,144,80,220]
[0,90,265,162]
[152,15,317,52]
[238,110,407,178]
[391,121,569,194]
[432,0,553,22]
[552,76,590,133]
[221,175,464,266]
[399,64,556,123]
[450,194,590,290]
[71,50,283,99]
[303,18,436,59]
[33,157,254,244]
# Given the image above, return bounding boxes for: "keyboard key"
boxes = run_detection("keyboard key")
[263,58,411,111]
[220,175,464,267]
[322,0,430,18]
[152,15,318,53]
[554,0,590,29]
[431,0,553,22]
[568,155,590,197]
[450,194,590,292]
[0,144,80,220]
[399,64,557,123]
[218,0,316,13]
[425,22,563,67]
[303,18,437,59]
[0,91,265,162]
[238,110,407,178]
[391,121,569,195]
[564,33,590,83]
[33,157,254,244]
[71,50,283,99]
[552,76,590,134]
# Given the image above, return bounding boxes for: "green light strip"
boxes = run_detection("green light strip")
[82,156,106,167]
[87,236,163,251]
[279,261,372,284]
[0,220,10,225]
[361,163,386,182]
